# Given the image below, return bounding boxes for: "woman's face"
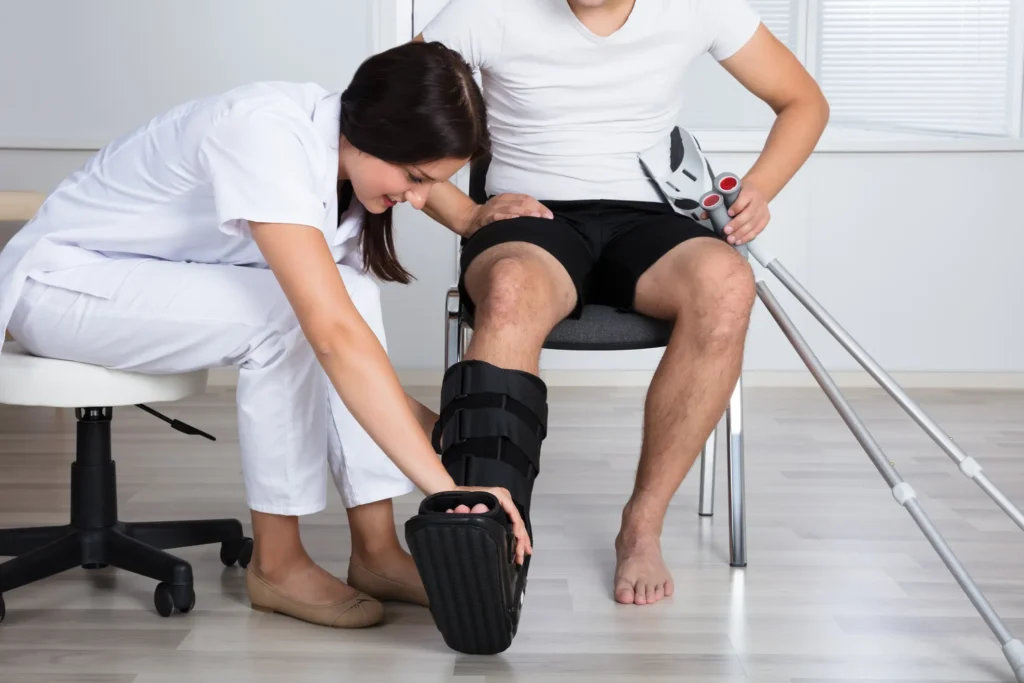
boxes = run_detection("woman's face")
[341,143,468,215]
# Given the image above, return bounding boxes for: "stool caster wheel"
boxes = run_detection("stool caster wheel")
[154,583,195,617]
[220,537,253,569]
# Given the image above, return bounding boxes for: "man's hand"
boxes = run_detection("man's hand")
[698,180,770,246]
[721,181,770,246]
[463,193,553,238]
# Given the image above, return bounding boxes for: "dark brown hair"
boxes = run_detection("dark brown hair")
[340,41,489,283]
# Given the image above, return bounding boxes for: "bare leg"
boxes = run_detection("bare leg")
[462,242,577,374]
[436,241,576,516]
[347,498,424,589]
[614,237,755,605]
[250,511,360,605]
[406,394,438,436]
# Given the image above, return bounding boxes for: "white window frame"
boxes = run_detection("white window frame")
[380,0,1024,152]
[376,0,417,50]
[793,0,1024,152]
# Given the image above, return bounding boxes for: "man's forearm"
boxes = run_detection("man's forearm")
[423,179,479,238]
[743,95,830,202]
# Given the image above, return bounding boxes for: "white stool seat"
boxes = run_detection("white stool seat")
[0,341,208,408]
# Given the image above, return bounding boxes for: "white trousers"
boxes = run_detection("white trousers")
[7,258,415,514]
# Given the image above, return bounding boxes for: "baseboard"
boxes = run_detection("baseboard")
[206,367,1024,390]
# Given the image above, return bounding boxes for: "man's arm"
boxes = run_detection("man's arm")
[721,24,830,203]
[710,24,830,245]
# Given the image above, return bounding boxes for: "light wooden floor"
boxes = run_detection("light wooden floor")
[1,383,1023,682]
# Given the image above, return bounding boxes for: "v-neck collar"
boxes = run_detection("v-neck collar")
[557,0,642,44]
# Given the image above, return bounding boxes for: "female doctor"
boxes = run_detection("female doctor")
[0,41,530,628]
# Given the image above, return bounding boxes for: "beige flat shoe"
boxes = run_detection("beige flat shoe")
[247,567,383,628]
[347,558,429,607]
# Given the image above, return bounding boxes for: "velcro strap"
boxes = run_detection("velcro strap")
[440,408,542,474]
[457,456,533,512]
[441,361,547,431]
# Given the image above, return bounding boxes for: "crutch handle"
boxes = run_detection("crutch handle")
[707,174,774,267]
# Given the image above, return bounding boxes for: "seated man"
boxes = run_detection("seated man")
[415,0,829,606]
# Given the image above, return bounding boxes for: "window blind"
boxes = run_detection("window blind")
[752,0,798,50]
[818,0,1016,136]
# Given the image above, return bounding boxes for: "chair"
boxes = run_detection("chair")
[443,153,748,567]
[0,193,252,623]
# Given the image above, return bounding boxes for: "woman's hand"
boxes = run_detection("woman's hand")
[448,486,533,565]
[463,193,552,238]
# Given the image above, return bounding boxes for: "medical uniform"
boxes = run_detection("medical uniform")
[0,81,415,514]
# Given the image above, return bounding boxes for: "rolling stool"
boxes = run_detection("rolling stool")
[0,341,253,621]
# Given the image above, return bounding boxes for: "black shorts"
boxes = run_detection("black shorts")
[458,198,723,319]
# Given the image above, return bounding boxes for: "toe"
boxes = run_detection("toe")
[652,584,664,602]
[614,579,635,604]
[470,503,489,514]
[454,504,471,513]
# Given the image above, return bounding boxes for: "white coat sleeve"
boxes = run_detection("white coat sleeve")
[698,0,762,62]
[198,111,328,239]
[420,0,505,71]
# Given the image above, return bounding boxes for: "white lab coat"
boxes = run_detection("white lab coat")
[0,82,415,513]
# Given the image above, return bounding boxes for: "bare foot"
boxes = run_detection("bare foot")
[614,531,674,605]
[255,554,360,606]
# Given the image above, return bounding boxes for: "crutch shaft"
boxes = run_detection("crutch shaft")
[765,258,1024,533]
[756,281,1023,680]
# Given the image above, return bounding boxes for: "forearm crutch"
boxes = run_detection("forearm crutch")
[700,173,1024,682]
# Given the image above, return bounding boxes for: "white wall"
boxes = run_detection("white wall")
[3,1,1022,385]
[0,0,372,148]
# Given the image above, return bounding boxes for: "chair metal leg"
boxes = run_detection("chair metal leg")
[698,427,717,516]
[445,287,461,370]
[726,375,747,567]
[459,323,471,361]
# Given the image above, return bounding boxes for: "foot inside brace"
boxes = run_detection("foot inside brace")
[404,360,546,654]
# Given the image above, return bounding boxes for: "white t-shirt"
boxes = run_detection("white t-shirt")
[0,81,364,348]
[422,0,761,202]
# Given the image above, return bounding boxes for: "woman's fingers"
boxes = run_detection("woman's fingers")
[447,486,533,564]
[481,193,553,226]
[486,487,531,563]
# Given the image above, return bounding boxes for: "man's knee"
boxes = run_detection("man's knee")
[697,254,754,344]
[673,245,755,347]
[466,248,574,333]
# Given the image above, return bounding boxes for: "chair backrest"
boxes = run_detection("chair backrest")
[468,155,492,205]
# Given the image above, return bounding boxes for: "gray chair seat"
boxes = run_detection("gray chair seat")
[543,305,672,351]
[462,304,673,351]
